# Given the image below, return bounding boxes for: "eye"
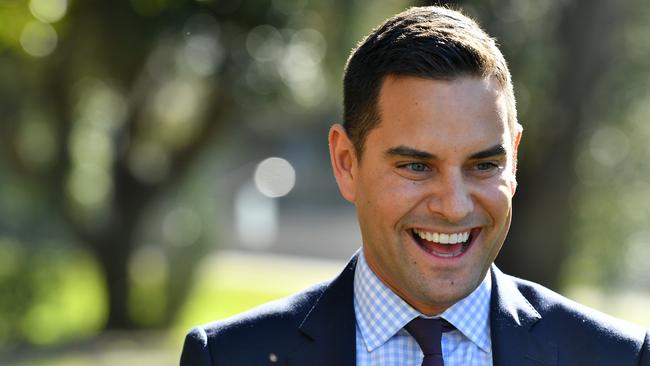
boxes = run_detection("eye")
[469,161,504,178]
[394,161,433,180]
[475,162,499,171]
[402,162,430,172]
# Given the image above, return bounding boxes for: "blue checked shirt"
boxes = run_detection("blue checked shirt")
[354,251,493,365]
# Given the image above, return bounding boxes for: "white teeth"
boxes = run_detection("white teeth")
[414,229,471,245]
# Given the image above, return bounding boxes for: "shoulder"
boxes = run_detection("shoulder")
[192,280,326,341]
[180,281,328,365]
[507,273,648,347]
[181,253,360,365]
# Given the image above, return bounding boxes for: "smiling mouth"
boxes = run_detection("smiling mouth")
[410,228,481,258]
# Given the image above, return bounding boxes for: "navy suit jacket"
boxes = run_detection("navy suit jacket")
[180,254,650,365]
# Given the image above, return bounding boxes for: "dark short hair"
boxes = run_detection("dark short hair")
[343,6,516,157]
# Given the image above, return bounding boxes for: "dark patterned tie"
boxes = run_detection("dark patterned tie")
[405,317,455,366]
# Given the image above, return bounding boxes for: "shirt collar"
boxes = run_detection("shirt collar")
[353,250,492,353]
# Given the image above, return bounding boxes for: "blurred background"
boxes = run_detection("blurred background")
[1,0,650,364]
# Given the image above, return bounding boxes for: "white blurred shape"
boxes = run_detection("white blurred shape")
[152,78,204,149]
[67,163,111,209]
[20,21,58,57]
[291,28,326,62]
[589,126,630,167]
[254,157,296,198]
[70,128,112,169]
[278,29,327,106]
[74,78,127,132]
[235,181,278,249]
[246,25,284,62]
[624,231,650,282]
[29,0,68,23]
[180,13,223,76]
[154,79,199,124]
[182,33,223,76]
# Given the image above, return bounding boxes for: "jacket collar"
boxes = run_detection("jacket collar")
[288,253,358,366]
[490,265,558,366]
[288,255,559,366]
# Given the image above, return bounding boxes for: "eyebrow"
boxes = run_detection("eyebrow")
[384,144,507,160]
[469,144,507,160]
[385,146,435,160]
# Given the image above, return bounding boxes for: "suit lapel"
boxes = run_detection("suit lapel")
[285,257,560,366]
[287,254,358,366]
[490,265,558,366]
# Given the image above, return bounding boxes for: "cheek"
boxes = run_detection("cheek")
[367,170,421,201]
[476,180,513,219]
[359,172,426,226]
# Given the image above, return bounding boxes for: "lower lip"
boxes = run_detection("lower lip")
[410,228,481,260]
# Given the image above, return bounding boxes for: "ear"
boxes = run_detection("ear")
[328,124,358,203]
[510,123,523,194]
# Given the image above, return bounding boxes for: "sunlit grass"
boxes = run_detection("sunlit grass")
[4,250,345,366]
[15,246,105,345]
[174,250,345,338]
[565,285,650,328]
[5,250,650,366]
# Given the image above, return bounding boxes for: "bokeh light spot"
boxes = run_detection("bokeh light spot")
[246,25,284,62]
[235,182,278,249]
[180,13,223,76]
[254,157,296,198]
[74,78,127,131]
[624,231,650,285]
[20,21,58,57]
[153,78,202,147]
[67,163,112,209]
[181,33,223,76]
[29,0,68,23]
[589,126,630,167]
[278,29,327,106]
[70,128,112,169]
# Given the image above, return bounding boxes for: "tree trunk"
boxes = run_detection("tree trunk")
[495,0,620,288]
[96,238,133,329]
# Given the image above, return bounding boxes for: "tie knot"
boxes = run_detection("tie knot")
[405,317,455,355]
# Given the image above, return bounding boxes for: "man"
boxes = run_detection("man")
[181,6,650,365]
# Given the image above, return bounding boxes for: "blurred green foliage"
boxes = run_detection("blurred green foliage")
[0,0,411,349]
[2,0,650,361]
[0,240,104,346]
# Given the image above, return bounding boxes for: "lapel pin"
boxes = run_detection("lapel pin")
[268,353,278,363]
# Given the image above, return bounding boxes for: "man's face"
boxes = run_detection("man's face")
[329,75,521,315]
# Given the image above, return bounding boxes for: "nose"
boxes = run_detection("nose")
[427,171,474,223]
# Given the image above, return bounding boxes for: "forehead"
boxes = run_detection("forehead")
[367,75,511,157]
